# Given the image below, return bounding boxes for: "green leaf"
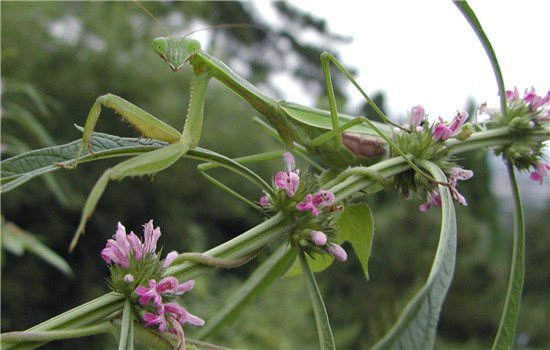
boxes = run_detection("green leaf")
[372,161,456,350]
[1,131,169,193]
[196,245,296,339]
[492,163,525,349]
[298,249,335,350]
[284,203,374,279]
[337,203,374,279]
[1,217,73,276]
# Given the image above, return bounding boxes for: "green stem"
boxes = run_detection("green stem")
[1,293,124,350]
[492,162,525,349]
[163,212,293,280]
[446,128,549,155]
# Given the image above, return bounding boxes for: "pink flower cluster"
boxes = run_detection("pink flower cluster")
[507,86,550,112]
[136,277,204,333]
[506,87,550,184]
[262,152,336,217]
[309,231,347,262]
[419,166,473,211]
[101,221,203,337]
[101,220,163,269]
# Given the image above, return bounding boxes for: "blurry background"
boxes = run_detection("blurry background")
[1,2,548,349]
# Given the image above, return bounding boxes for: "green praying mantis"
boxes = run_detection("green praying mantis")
[68,7,422,250]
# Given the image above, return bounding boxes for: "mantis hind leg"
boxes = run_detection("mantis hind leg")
[319,52,442,185]
[70,142,189,251]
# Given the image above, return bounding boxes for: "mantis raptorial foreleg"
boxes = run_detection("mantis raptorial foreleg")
[69,71,211,250]
[69,94,181,166]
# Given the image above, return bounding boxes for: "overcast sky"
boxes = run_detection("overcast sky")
[260,0,549,121]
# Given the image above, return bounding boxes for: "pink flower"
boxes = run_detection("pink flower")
[156,276,195,295]
[101,223,133,268]
[450,186,468,206]
[164,302,205,327]
[143,220,161,255]
[524,87,550,110]
[410,105,426,127]
[282,152,295,173]
[259,194,269,207]
[419,190,442,212]
[530,162,550,184]
[506,87,520,102]
[135,279,163,307]
[326,244,347,262]
[448,167,474,181]
[274,152,300,197]
[433,111,468,141]
[275,171,300,197]
[309,231,327,246]
[142,312,168,333]
[296,191,335,216]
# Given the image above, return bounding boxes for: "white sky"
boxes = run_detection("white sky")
[259,0,549,120]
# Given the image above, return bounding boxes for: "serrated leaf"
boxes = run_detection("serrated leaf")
[372,162,456,350]
[337,203,374,280]
[0,131,169,193]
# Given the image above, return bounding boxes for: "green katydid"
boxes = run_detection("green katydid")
[69,11,427,250]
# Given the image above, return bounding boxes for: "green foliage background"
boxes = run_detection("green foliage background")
[1,2,548,349]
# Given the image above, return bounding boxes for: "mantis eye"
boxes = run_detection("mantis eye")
[152,37,168,55]
[186,39,201,53]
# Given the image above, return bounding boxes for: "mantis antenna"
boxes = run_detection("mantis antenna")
[134,0,171,37]
[135,0,268,39]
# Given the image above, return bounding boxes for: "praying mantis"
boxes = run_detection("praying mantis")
[69,8,415,250]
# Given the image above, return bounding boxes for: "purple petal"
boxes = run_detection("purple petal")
[163,251,179,268]
[143,220,161,254]
[282,152,296,173]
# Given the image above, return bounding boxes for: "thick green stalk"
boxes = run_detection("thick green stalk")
[3,126,546,348]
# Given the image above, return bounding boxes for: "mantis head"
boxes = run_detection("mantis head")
[152,37,201,72]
